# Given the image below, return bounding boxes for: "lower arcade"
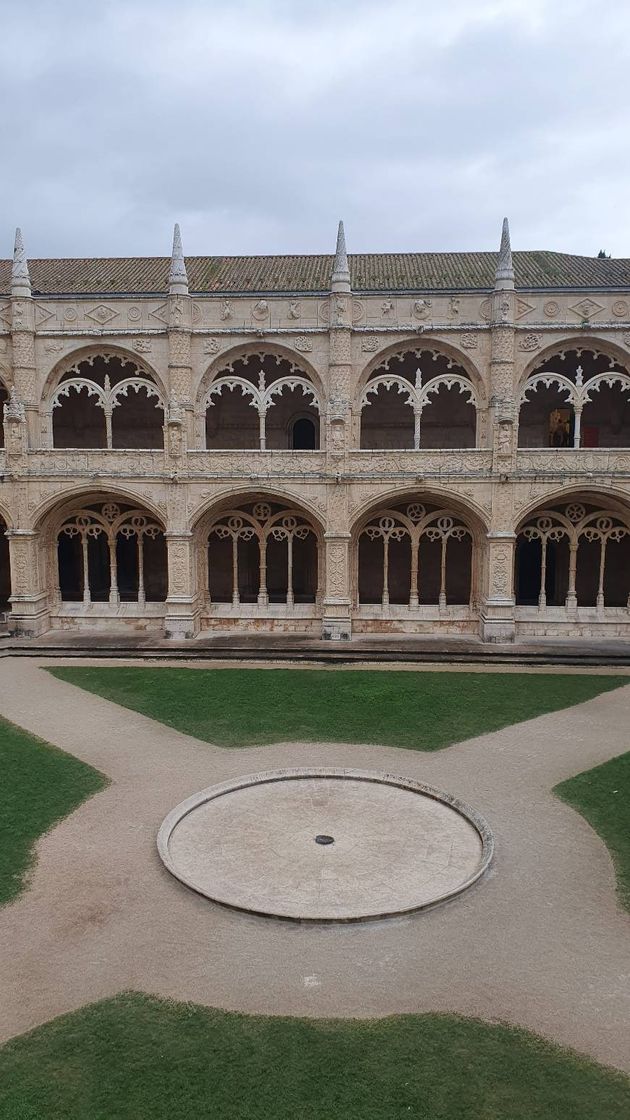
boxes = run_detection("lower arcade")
[2,489,630,643]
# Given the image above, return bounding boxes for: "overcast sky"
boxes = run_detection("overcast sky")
[2,0,630,261]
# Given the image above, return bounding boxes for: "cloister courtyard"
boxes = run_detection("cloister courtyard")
[0,657,629,1117]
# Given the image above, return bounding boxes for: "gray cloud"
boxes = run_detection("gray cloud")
[1,0,629,260]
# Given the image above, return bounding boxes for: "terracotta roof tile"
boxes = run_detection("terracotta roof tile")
[1,250,629,296]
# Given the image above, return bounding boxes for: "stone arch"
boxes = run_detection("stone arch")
[356,337,486,399]
[518,335,630,389]
[42,345,166,450]
[356,340,485,452]
[518,339,630,449]
[32,484,166,534]
[194,489,324,623]
[38,490,168,611]
[350,489,484,623]
[197,343,324,452]
[350,484,490,538]
[514,490,630,612]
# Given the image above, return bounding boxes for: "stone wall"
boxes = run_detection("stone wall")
[1,282,630,641]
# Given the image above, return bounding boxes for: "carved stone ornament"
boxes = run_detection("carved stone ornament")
[220,300,233,321]
[496,420,513,456]
[203,338,221,354]
[412,299,432,320]
[128,306,142,322]
[168,423,184,458]
[448,298,461,318]
[132,339,152,353]
[491,547,511,596]
[361,336,379,352]
[44,340,65,353]
[479,299,492,322]
[518,333,541,352]
[252,300,270,320]
[515,298,534,320]
[569,298,604,321]
[86,304,119,326]
[293,336,313,352]
[543,300,560,319]
[461,333,478,349]
[328,395,350,421]
[3,387,26,422]
[352,300,364,323]
[612,300,629,318]
[287,300,301,320]
[381,299,395,317]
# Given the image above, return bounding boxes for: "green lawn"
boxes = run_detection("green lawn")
[0,993,628,1120]
[0,716,106,906]
[49,666,627,750]
[555,750,630,913]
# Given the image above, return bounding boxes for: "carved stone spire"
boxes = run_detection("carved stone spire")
[494,217,514,291]
[11,228,31,298]
[168,223,189,295]
[331,220,351,293]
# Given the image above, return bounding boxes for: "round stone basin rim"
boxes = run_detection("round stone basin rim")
[157,767,494,923]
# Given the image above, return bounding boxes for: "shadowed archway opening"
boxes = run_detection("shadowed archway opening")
[519,348,630,449]
[515,499,630,610]
[356,499,475,611]
[204,353,321,451]
[360,349,478,450]
[206,501,319,607]
[51,354,164,449]
[56,501,167,605]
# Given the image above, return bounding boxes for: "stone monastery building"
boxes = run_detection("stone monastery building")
[1,220,630,644]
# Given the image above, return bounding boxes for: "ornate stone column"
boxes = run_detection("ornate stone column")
[163,468,199,639]
[164,532,199,639]
[480,531,516,643]
[479,219,517,642]
[322,535,352,640]
[6,529,49,636]
[321,481,352,640]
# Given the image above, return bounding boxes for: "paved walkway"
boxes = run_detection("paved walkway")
[0,658,629,1072]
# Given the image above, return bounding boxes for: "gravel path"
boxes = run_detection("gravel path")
[0,657,629,1072]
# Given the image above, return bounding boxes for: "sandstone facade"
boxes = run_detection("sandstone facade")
[1,221,630,643]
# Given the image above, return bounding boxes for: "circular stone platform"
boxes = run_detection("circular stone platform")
[157,768,493,922]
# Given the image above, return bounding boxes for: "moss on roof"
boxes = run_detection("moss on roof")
[1,250,629,297]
